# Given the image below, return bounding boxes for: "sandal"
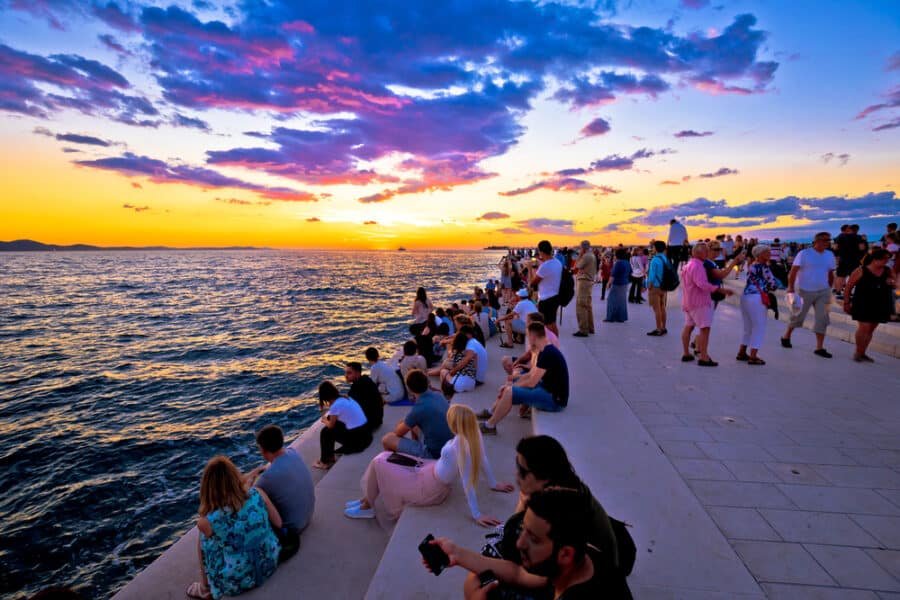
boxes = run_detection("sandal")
[747,357,766,365]
[475,409,493,420]
[681,354,695,362]
[736,353,750,361]
[186,582,212,600]
[312,460,335,470]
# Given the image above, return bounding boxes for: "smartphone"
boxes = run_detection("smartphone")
[478,570,498,588]
[419,534,450,575]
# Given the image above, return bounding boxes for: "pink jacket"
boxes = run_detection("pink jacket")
[681,258,720,311]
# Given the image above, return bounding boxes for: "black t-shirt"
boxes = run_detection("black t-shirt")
[836,233,862,262]
[559,547,632,600]
[537,345,569,406]
[350,375,383,430]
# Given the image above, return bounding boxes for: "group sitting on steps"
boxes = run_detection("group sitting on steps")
[180,238,634,600]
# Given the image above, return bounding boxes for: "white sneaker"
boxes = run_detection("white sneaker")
[345,499,363,509]
[344,506,375,519]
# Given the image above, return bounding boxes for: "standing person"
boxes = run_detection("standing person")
[833,225,862,298]
[769,238,788,286]
[531,240,562,336]
[500,256,513,305]
[646,241,673,336]
[680,243,732,366]
[345,404,513,523]
[844,249,894,362]
[628,247,646,304]
[781,232,837,358]
[314,381,372,470]
[667,218,689,270]
[573,240,598,337]
[244,425,315,561]
[604,248,631,323]
[365,347,405,405]
[736,245,780,365]
[346,362,384,431]
[597,252,612,301]
[410,287,433,335]
[380,369,453,458]
[497,288,538,348]
[187,456,281,600]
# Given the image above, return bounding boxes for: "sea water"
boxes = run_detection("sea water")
[0,249,502,598]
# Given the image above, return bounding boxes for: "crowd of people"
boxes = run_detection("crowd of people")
[39,222,896,600]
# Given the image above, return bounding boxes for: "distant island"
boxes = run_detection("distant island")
[0,239,264,252]
[483,245,510,250]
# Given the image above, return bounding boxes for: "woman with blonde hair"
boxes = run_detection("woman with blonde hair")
[344,404,513,526]
[186,456,282,600]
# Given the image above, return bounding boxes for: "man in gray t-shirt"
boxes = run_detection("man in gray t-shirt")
[248,425,315,535]
[381,370,453,459]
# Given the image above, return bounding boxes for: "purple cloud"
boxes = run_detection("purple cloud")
[172,113,211,131]
[698,167,739,178]
[77,153,317,202]
[681,0,711,8]
[579,117,611,138]
[98,34,129,56]
[674,129,714,138]
[34,126,113,147]
[477,212,510,220]
[500,178,619,197]
[496,227,525,235]
[873,117,900,132]
[554,72,670,107]
[821,152,850,166]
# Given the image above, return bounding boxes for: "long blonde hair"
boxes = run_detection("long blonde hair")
[199,455,247,516]
[447,404,483,488]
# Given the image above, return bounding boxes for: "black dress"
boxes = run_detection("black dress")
[850,267,893,323]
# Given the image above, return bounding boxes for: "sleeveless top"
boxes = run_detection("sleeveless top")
[851,267,893,323]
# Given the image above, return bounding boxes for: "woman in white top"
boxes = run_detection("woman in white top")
[344,405,513,525]
[628,247,646,304]
[314,381,372,470]
[410,287,433,335]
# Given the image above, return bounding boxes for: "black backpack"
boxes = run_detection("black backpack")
[558,267,575,307]
[658,256,680,292]
[609,517,636,576]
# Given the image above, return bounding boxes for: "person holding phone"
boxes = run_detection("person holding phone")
[344,404,513,524]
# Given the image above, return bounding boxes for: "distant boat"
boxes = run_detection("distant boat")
[397,247,407,251]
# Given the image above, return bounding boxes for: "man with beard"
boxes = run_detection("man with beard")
[422,487,631,599]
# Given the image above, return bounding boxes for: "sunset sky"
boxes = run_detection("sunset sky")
[0,0,897,249]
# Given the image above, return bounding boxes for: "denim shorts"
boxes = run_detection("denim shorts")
[396,437,430,458]
[511,384,563,412]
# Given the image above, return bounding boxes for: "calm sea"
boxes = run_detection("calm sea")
[0,249,502,599]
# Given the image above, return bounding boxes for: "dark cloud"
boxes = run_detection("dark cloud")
[579,117,611,138]
[886,51,900,72]
[122,203,150,212]
[698,167,738,178]
[873,118,900,132]
[98,34,129,56]
[34,126,114,147]
[674,129,714,138]
[77,152,318,202]
[681,0,711,8]
[500,177,619,197]
[477,212,510,220]
[605,191,898,231]
[856,86,900,130]
[554,72,670,107]
[496,227,525,235]
[172,113,211,131]
[821,152,850,166]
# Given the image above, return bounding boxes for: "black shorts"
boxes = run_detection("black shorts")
[836,260,857,277]
[537,296,560,325]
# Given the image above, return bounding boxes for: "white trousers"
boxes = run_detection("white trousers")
[740,294,768,350]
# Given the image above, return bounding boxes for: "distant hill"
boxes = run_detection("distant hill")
[0,239,264,252]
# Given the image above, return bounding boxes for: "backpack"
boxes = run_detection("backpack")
[609,517,637,576]
[558,267,575,307]
[658,255,680,292]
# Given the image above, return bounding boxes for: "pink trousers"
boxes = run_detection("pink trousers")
[363,451,451,520]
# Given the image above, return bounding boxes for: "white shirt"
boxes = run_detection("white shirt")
[513,298,538,320]
[433,436,497,519]
[326,397,367,430]
[792,248,836,292]
[629,256,645,277]
[667,221,688,245]
[475,312,491,338]
[369,360,404,403]
[722,239,734,255]
[536,258,562,301]
[465,338,488,383]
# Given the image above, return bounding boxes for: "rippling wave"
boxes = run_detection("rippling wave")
[0,249,502,598]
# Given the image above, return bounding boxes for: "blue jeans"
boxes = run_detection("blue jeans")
[511,384,563,412]
[396,437,432,458]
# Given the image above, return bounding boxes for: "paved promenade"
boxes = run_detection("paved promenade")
[577,286,900,598]
[115,284,899,599]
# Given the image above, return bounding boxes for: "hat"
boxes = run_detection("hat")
[516,289,529,298]
[580,240,591,248]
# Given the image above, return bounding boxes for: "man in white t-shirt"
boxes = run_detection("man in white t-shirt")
[365,347,405,404]
[667,219,689,270]
[496,288,538,348]
[782,232,836,357]
[531,240,562,335]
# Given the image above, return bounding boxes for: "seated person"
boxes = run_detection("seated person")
[497,289,538,349]
[314,381,372,470]
[440,331,478,396]
[502,313,559,376]
[381,370,453,459]
[479,323,569,435]
[396,340,428,381]
[344,405,513,523]
[424,487,632,599]
[435,307,455,334]
[187,456,281,600]
[345,361,383,431]
[243,424,315,562]
[365,347,405,404]
[473,301,492,339]
[460,324,488,385]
